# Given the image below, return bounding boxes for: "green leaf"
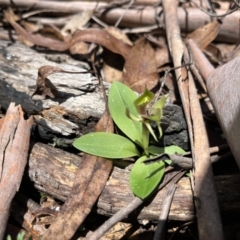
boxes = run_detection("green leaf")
[108,81,143,147]
[164,159,172,165]
[147,145,185,155]
[17,232,25,240]
[130,156,165,199]
[142,124,150,156]
[147,145,185,166]
[73,132,140,158]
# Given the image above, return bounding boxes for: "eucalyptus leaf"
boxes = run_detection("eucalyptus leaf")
[108,81,143,147]
[130,156,165,199]
[73,132,140,158]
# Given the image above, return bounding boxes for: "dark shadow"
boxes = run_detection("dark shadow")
[0,79,42,115]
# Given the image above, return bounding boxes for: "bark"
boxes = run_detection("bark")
[0,40,107,141]
[0,103,33,239]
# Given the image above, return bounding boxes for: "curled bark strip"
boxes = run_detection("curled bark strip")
[188,70,224,240]
[41,110,114,240]
[0,103,33,239]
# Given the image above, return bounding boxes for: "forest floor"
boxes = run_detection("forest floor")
[0,1,240,240]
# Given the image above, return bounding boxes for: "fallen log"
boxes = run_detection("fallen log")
[27,142,240,222]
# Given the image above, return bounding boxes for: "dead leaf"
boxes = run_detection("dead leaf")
[69,41,89,55]
[105,27,133,46]
[122,38,158,93]
[41,110,114,240]
[186,20,221,50]
[61,11,93,35]
[4,8,19,22]
[32,66,91,98]
[203,44,223,64]
[103,49,125,83]
[103,27,132,83]
[155,48,171,68]
[223,43,240,62]
[19,20,39,47]
[38,25,65,41]
[21,20,40,33]
[71,29,132,59]
[5,9,131,59]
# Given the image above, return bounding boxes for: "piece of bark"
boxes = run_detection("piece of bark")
[0,40,107,139]
[162,0,223,237]
[11,193,47,238]
[27,142,240,222]
[41,110,114,240]
[185,49,223,238]
[0,103,33,239]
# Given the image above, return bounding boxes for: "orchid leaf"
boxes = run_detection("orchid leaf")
[147,145,185,155]
[73,132,140,158]
[130,155,165,199]
[109,81,143,147]
[147,145,185,165]
[142,124,150,156]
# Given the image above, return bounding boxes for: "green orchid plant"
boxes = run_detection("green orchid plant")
[73,81,184,199]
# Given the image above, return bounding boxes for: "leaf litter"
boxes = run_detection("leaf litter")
[1,1,240,239]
